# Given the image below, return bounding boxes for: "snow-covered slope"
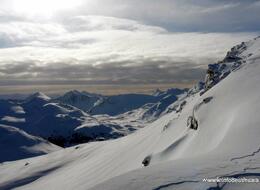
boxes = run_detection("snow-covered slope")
[1,37,260,190]
[90,37,260,190]
[0,124,60,163]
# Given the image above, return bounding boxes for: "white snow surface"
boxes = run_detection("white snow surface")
[0,37,260,190]
[0,124,61,163]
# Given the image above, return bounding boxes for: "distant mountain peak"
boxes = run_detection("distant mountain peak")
[26,92,51,102]
[64,90,82,96]
[153,88,163,96]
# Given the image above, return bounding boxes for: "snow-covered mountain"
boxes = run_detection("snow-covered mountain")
[0,124,60,162]
[56,89,187,116]
[140,88,188,121]
[0,37,259,190]
[1,89,186,148]
[0,93,135,147]
[0,93,88,146]
[55,90,103,113]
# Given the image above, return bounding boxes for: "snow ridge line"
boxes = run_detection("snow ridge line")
[230,146,260,161]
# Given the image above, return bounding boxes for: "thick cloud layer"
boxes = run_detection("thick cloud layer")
[0,1,259,89]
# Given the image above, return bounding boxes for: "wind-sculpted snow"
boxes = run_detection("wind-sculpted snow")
[1,37,260,190]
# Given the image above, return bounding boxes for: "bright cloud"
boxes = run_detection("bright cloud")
[0,1,259,88]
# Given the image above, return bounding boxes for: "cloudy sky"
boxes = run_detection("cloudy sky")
[0,0,259,94]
